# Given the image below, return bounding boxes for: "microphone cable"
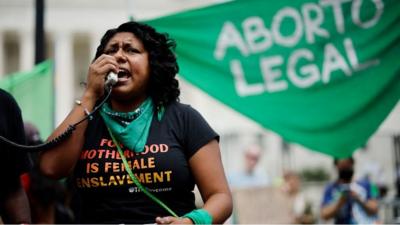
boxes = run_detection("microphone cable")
[0,88,113,152]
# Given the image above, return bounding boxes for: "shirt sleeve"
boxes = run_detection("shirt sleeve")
[321,184,334,207]
[180,105,219,159]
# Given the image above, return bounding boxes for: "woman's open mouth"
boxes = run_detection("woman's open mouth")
[117,69,131,82]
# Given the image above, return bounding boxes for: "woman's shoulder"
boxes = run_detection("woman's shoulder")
[167,101,190,109]
[166,101,200,116]
[0,88,19,108]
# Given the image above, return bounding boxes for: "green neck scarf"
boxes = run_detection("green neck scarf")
[100,98,154,152]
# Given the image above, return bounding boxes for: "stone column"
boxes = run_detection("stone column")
[89,31,102,58]
[266,132,284,178]
[54,31,74,126]
[19,30,34,72]
[0,31,4,78]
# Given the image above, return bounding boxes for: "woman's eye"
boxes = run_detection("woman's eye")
[126,48,139,54]
[104,48,117,55]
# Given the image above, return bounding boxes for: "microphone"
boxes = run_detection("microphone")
[105,72,118,91]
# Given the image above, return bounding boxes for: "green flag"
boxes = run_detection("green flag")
[0,60,54,139]
[145,0,400,157]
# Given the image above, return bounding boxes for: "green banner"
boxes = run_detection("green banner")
[0,60,54,138]
[145,0,400,157]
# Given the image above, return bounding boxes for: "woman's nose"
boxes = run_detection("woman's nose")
[114,48,127,62]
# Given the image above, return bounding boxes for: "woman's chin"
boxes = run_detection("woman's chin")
[111,87,141,100]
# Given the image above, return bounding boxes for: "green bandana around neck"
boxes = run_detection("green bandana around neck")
[100,98,154,152]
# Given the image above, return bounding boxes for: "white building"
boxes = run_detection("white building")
[0,0,399,199]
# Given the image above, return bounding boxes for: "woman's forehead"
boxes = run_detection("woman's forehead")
[106,32,143,46]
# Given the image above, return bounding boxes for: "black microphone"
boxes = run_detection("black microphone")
[105,72,118,91]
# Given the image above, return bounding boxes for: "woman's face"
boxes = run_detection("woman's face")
[104,32,150,101]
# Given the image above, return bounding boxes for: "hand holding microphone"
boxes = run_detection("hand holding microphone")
[86,54,119,99]
[105,71,118,91]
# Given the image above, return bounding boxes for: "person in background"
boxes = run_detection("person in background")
[281,171,315,224]
[39,21,232,224]
[24,122,42,146]
[227,144,269,224]
[0,89,31,224]
[228,144,270,189]
[320,156,379,224]
[22,122,74,223]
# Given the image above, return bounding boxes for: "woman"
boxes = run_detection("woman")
[39,21,232,224]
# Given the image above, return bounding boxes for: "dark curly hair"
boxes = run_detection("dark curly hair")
[94,21,180,108]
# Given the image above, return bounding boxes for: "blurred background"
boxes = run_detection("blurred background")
[0,0,399,223]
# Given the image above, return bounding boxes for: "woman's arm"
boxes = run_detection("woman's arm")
[39,92,96,179]
[40,54,118,179]
[189,139,233,223]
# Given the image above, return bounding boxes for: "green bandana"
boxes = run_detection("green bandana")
[183,209,213,224]
[100,98,153,152]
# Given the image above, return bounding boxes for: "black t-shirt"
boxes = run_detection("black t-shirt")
[0,89,31,198]
[73,101,219,224]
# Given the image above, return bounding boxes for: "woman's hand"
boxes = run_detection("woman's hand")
[155,216,193,224]
[84,54,119,100]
